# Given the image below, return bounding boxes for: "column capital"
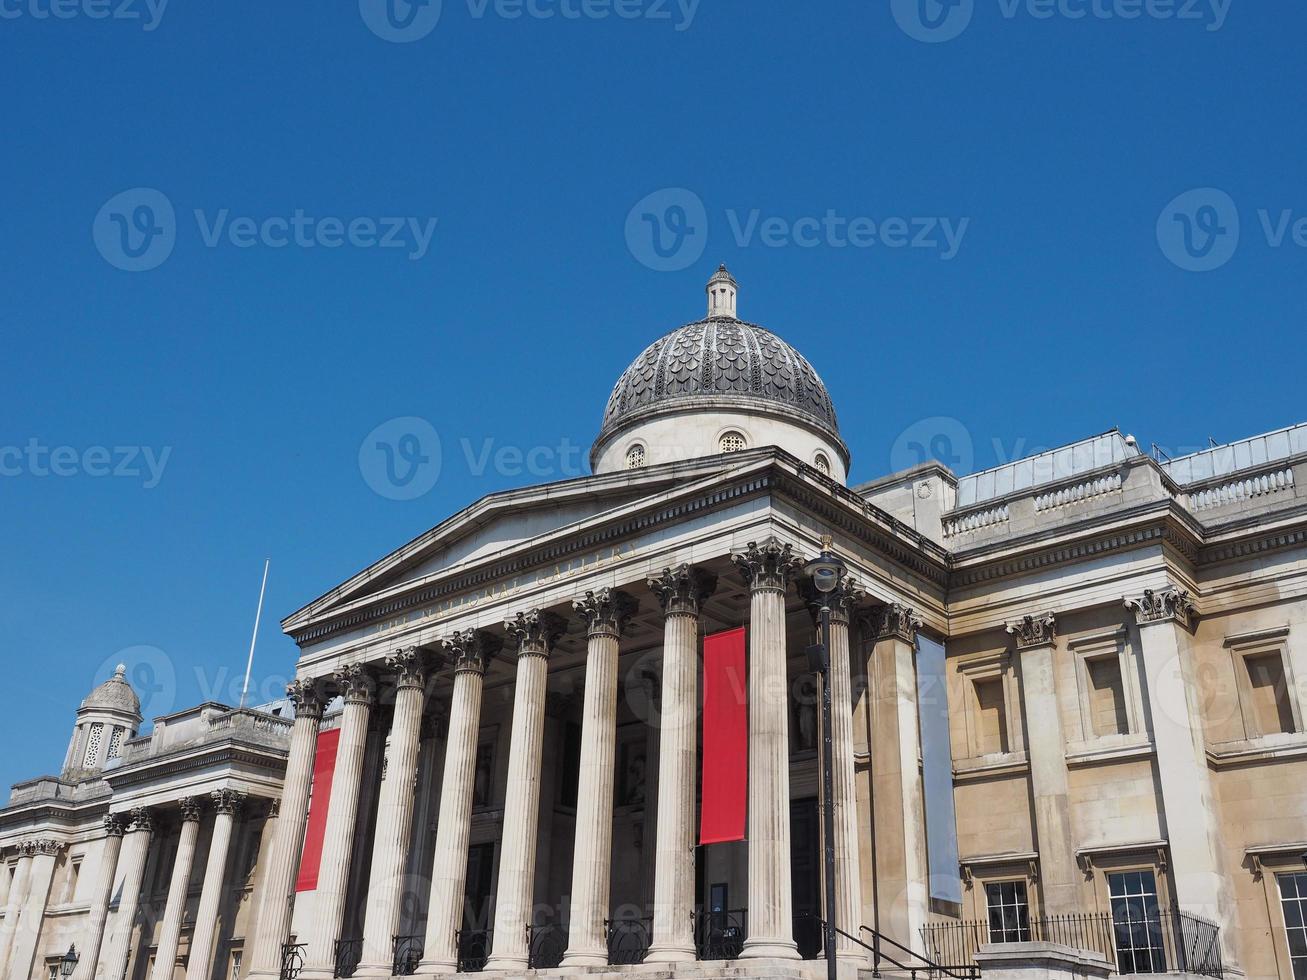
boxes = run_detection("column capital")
[573,588,638,638]
[179,797,203,824]
[334,663,376,705]
[648,564,717,618]
[732,536,802,593]
[440,629,503,675]
[1125,587,1196,629]
[128,807,154,834]
[211,789,246,816]
[874,603,923,644]
[287,678,327,719]
[799,575,864,626]
[385,646,429,691]
[504,609,567,658]
[1006,612,1057,650]
[104,813,129,837]
[29,839,66,858]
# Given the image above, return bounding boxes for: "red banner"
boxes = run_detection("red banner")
[295,727,340,892]
[700,626,748,845]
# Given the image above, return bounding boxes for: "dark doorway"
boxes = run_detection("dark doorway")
[457,842,495,972]
[790,797,822,958]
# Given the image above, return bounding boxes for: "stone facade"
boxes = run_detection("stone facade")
[2,273,1305,980]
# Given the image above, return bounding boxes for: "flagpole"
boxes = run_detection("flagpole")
[240,559,271,709]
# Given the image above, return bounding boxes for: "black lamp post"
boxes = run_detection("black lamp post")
[60,945,79,978]
[804,534,846,980]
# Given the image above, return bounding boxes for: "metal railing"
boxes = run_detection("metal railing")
[333,937,362,978]
[455,928,491,973]
[920,909,1223,979]
[605,916,653,964]
[279,942,307,980]
[392,934,424,976]
[693,908,747,961]
[526,923,566,969]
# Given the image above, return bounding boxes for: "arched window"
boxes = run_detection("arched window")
[626,444,646,469]
[814,452,831,476]
[719,431,747,454]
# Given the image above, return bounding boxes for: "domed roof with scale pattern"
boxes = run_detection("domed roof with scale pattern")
[598,284,841,447]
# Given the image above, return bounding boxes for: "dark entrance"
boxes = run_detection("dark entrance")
[791,797,823,958]
[457,842,495,971]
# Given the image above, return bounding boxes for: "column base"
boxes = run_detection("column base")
[414,957,459,976]
[559,948,608,968]
[481,955,528,972]
[740,936,801,960]
[353,962,394,978]
[296,968,336,980]
[644,942,697,964]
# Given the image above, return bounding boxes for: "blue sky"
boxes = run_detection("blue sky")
[2,0,1303,790]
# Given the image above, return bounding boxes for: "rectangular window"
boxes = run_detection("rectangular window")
[1246,653,1295,735]
[82,722,104,767]
[985,881,1031,943]
[1279,872,1307,980]
[973,679,1009,754]
[1109,870,1166,974]
[229,950,243,980]
[1087,656,1129,736]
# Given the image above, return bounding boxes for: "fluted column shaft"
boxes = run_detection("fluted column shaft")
[646,565,715,965]
[151,800,202,980]
[7,840,62,980]
[733,538,801,961]
[562,590,636,967]
[0,847,34,977]
[358,651,429,978]
[485,610,565,973]
[248,681,324,980]
[83,817,127,979]
[184,792,244,980]
[827,606,864,961]
[302,667,375,980]
[101,811,155,980]
[419,632,499,976]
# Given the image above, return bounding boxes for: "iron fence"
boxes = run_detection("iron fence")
[455,928,491,973]
[333,937,362,978]
[920,909,1224,979]
[605,916,653,964]
[392,934,423,976]
[279,942,306,980]
[526,923,567,969]
[693,907,747,960]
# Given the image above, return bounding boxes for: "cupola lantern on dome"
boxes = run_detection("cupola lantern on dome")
[61,663,143,777]
[591,265,850,482]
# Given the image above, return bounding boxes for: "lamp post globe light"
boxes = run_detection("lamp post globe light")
[803,534,846,980]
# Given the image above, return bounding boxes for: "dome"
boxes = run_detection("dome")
[81,664,142,717]
[597,268,842,448]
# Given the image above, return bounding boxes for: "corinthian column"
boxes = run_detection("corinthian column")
[101,808,155,980]
[0,842,34,977]
[357,649,431,978]
[561,589,638,967]
[152,799,202,980]
[184,791,245,980]
[484,609,567,973]
[7,838,65,980]
[733,537,802,960]
[83,815,127,979]
[802,574,866,965]
[248,679,325,980]
[645,564,716,965]
[418,630,502,976]
[301,665,376,980]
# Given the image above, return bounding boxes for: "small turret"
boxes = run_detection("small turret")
[706,264,738,319]
[62,664,143,778]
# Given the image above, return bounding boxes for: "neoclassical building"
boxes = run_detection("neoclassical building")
[2,266,1306,980]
